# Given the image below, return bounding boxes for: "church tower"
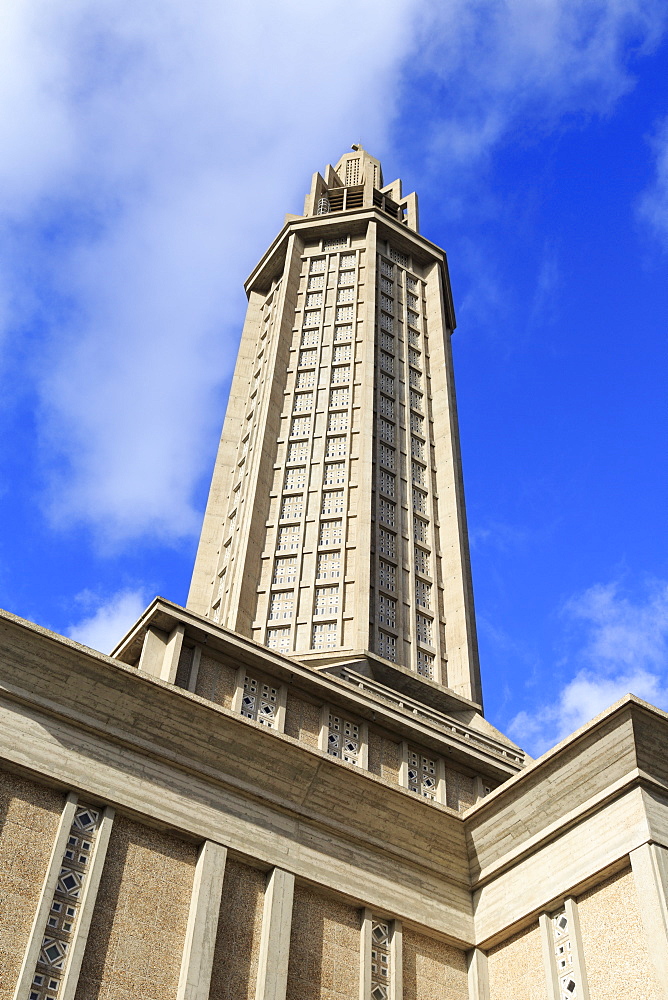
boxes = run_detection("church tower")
[3,146,666,1000]
[188,146,482,707]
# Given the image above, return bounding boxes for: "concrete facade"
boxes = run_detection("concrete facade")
[1,150,667,999]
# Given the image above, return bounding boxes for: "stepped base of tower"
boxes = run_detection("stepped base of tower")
[1,599,667,999]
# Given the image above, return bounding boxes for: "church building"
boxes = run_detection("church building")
[1,148,667,1000]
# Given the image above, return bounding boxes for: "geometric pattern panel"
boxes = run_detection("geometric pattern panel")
[241,675,279,728]
[327,713,361,765]
[30,803,101,1000]
[551,909,578,999]
[406,748,438,800]
[370,918,391,1000]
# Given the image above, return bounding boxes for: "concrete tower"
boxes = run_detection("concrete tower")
[188,147,482,706]
[2,147,668,1000]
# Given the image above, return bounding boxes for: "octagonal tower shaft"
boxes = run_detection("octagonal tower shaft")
[187,149,482,708]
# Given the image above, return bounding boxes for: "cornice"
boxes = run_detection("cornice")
[241,209,457,331]
[110,598,521,776]
[0,606,470,887]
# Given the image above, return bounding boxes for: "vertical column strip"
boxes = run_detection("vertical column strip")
[360,908,373,1000]
[187,645,202,692]
[255,867,295,1000]
[177,840,228,1000]
[14,797,109,1000]
[466,948,489,1000]
[390,920,402,1000]
[59,806,115,1000]
[539,912,559,1000]
[354,220,377,653]
[13,793,79,1000]
[540,902,589,1000]
[563,897,590,1000]
[630,842,668,989]
[162,624,186,683]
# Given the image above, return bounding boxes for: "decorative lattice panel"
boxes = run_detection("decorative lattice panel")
[327,714,361,764]
[552,910,578,999]
[370,920,391,1000]
[242,676,279,726]
[29,804,102,1000]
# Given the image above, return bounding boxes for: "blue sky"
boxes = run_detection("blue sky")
[0,1,667,756]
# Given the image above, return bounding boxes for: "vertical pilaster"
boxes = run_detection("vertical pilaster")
[255,867,295,1000]
[229,232,303,638]
[467,948,489,1000]
[539,902,589,1000]
[360,909,373,1000]
[162,624,186,683]
[390,920,402,1000]
[427,258,481,704]
[630,842,668,992]
[539,911,561,1000]
[138,626,168,677]
[354,219,377,652]
[13,796,113,1000]
[187,645,202,692]
[361,910,400,1000]
[563,897,589,999]
[399,742,409,789]
[59,805,114,1000]
[177,840,228,1000]
[13,793,79,1000]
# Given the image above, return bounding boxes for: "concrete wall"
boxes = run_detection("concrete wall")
[75,814,198,1000]
[367,730,401,783]
[210,859,266,1000]
[0,772,63,999]
[402,927,467,1000]
[194,655,238,709]
[286,884,360,1000]
[577,867,663,1000]
[284,695,321,749]
[486,923,546,1000]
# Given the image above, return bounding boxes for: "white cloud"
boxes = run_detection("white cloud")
[509,580,668,755]
[0,0,665,550]
[638,116,668,244]
[411,0,667,170]
[0,0,414,544]
[67,588,147,654]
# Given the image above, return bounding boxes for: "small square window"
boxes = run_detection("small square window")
[379,444,395,470]
[378,499,396,527]
[328,411,348,432]
[317,550,341,579]
[273,556,298,585]
[269,591,294,620]
[330,387,349,408]
[334,325,353,343]
[379,470,395,498]
[293,392,314,413]
[378,560,396,590]
[378,528,396,559]
[320,520,343,546]
[325,436,347,459]
[312,621,338,649]
[333,344,352,363]
[314,585,339,616]
[299,348,317,368]
[296,369,317,389]
[324,462,346,485]
[277,525,300,551]
[377,630,397,662]
[331,365,351,385]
